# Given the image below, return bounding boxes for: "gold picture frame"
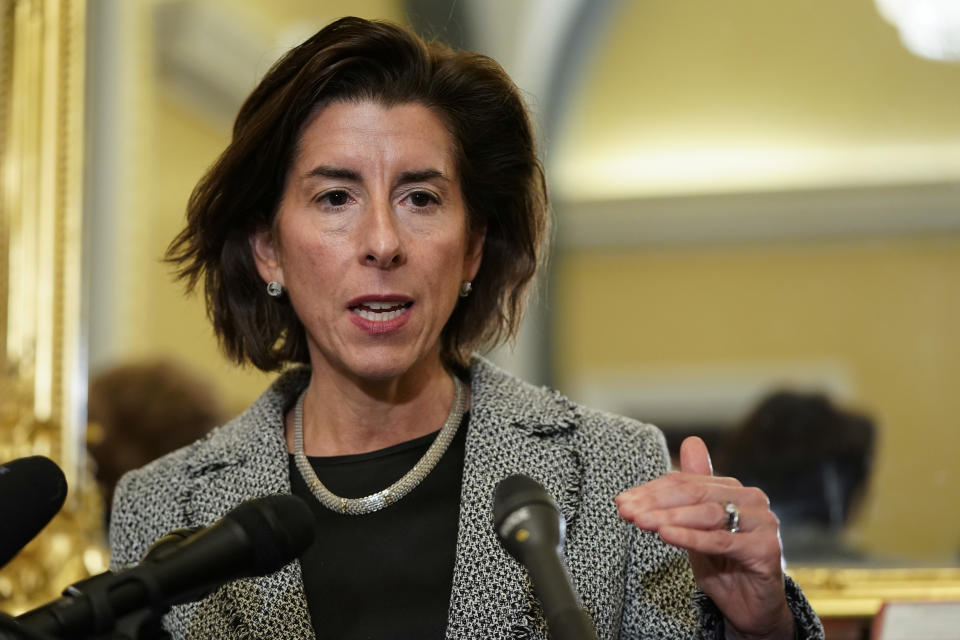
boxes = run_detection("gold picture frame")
[0,0,106,614]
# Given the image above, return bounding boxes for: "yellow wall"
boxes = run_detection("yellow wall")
[556,233,960,560]
[139,94,276,413]
[103,2,271,413]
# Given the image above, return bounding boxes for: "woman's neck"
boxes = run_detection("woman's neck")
[287,358,463,457]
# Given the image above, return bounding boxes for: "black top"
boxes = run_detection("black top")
[288,414,468,639]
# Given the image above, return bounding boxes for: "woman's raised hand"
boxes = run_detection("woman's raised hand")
[615,436,795,640]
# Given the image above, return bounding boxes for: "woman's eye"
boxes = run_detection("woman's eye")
[320,190,351,207]
[408,191,437,208]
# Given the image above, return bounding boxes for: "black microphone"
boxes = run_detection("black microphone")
[0,456,68,568]
[17,494,315,639]
[0,612,57,640]
[493,475,598,640]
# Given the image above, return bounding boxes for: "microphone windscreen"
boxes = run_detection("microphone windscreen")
[493,474,558,531]
[0,456,68,567]
[226,494,315,574]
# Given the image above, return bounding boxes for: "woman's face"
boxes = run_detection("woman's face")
[251,100,484,384]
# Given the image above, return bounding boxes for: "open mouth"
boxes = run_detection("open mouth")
[349,301,413,322]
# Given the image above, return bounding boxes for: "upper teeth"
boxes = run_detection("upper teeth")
[364,302,402,310]
[354,305,406,322]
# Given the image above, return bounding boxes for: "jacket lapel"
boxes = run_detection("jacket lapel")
[182,368,315,639]
[446,359,584,639]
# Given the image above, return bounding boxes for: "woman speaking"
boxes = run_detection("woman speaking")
[110,17,822,640]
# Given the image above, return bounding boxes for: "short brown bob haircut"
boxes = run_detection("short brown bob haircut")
[167,16,548,372]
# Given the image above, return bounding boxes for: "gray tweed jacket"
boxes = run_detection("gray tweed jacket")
[110,357,823,639]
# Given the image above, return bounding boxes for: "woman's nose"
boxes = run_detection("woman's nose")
[361,202,405,268]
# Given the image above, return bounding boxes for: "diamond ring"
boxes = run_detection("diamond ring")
[722,501,741,533]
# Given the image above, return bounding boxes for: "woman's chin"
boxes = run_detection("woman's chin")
[352,365,411,383]
[334,350,442,385]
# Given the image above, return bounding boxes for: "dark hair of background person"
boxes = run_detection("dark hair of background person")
[87,360,226,520]
[717,391,876,530]
[165,16,549,373]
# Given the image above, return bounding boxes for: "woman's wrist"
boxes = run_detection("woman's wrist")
[723,606,796,640]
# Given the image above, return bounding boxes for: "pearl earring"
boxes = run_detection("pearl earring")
[459,281,472,297]
[266,281,283,297]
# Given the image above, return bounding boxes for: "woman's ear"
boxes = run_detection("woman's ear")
[249,228,283,286]
[464,224,486,281]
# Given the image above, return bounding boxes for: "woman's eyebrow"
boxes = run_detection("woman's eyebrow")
[304,165,361,181]
[303,167,447,185]
[395,169,447,185]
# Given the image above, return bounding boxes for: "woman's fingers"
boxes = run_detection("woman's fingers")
[617,471,743,502]
[627,502,778,535]
[679,435,713,475]
[657,524,784,568]
[615,473,764,519]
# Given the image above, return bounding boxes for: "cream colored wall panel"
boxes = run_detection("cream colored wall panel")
[557,234,960,560]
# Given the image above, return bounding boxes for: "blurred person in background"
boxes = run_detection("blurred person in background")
[108,17,822,639]
[718,391,876,564]
[87,360,225,525]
